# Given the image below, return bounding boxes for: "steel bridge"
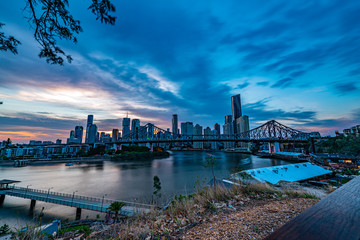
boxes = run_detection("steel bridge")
[116,120,311,144]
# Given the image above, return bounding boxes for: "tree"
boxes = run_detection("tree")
[107,201,125,221]
[204,154,217,187]
[153,175,162,201]
[0,0,116,65]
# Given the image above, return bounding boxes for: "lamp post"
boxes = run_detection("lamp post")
[71,190,78,207]
[101,194,107,212]
[25,184,32,198]
[46,187,54,202]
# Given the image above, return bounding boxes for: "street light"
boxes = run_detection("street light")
[46,187,54,202]
[71,190,78,207]
[25,185,32,198]
[101,194,107,212]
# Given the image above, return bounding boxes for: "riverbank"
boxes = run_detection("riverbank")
[0,151,170,167]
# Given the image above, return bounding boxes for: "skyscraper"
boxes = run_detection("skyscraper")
[235,115,250,148]
[214,123,221,136]
[87,124,98,144]
[172,114,178,137]
[112,129,119,142]
[85,115,94,143]
[122,117,131,138]
[225,115,232,124]
[181,122,193,136]
[193,124,203,149]
[131,119,140,139]
[231,94,242,122]
[75,126,83,143]
[87,115,93,127]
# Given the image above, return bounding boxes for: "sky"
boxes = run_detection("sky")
[0,0,360,143]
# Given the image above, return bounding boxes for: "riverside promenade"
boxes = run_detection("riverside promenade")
[0,180,153,220]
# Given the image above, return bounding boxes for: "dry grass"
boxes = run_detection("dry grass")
[87,182,322,239]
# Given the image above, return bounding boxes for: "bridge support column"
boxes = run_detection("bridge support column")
[30,199,36,211]
[119,144,122,151]
[150,143,153,152]
[76,207,82,220]
[0,194,5,207]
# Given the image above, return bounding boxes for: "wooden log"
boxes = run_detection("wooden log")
[265,176,360,240]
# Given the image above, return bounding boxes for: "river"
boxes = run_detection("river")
[0,151,291,228]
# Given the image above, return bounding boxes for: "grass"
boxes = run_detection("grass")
[74,181,322,239]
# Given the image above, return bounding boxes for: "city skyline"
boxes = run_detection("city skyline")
[1,1,360,142]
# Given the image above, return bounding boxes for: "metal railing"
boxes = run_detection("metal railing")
[6,186,153,214]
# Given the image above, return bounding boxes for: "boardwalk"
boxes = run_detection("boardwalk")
[0,185,153,217]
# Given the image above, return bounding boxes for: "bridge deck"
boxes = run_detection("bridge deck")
[0,186,152,216]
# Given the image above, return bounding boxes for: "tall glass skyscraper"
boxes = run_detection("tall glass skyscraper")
[85,115,94,143]
[172,114,178,137]
[231,94,242,121]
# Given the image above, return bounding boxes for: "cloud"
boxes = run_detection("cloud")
[271,78,294,88]
[333,82,359,94]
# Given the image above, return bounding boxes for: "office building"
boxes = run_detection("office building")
[122,117,131,138]
[231,94,242,122]
[131,119,140,139]
[225,115,232,124]
[193,124,203,149]
[181,122,193,136]
[75,126,83,143]
[70,130,75,138]
[112,129,119,142]
[172,114,178,137]
[87,124,98,144]
[203,127,212,149]
[235,115,250,148]
[214,123,221,136]
[85,115,94,143]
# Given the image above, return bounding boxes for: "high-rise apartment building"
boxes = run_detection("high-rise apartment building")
[172,114,178,137]
[122,117,131,138]
[131,119,140,139]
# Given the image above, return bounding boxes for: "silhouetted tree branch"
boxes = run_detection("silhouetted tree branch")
[0,0,116,65]
[0,23,21,54]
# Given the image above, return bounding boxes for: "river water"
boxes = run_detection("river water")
[0,151,290,228]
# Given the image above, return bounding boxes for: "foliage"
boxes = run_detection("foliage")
[0,224,12,236]
[203,154,217,186]
[108,201,125,221]
[316,135,360,156]
[0,24,21,54]
[87,145,106,156]
[0,0,116,65]
[153,175,162,199]
[121,145,150,152]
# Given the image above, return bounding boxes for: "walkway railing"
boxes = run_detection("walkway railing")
[4,186,153,215]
